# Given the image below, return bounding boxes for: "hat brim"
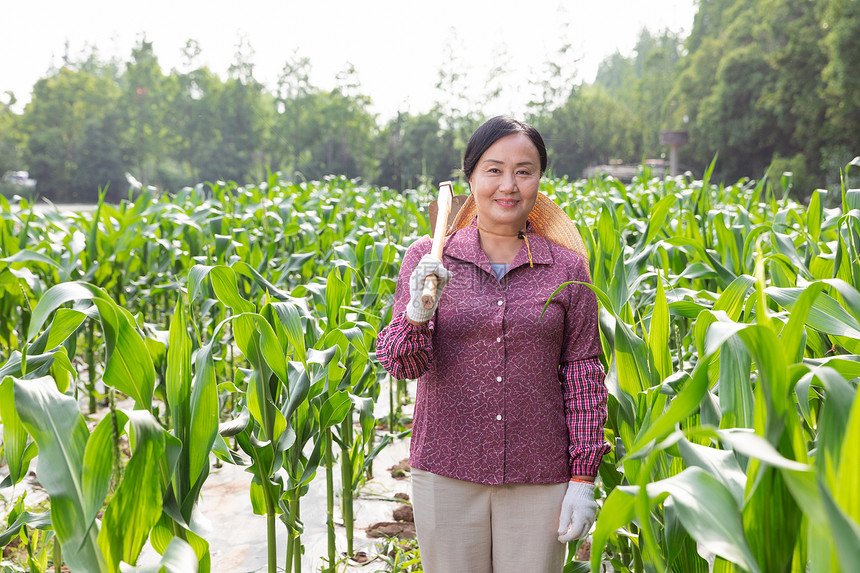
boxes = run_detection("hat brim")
[447,192,590,261]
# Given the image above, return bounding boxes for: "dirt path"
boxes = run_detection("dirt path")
[25,201,96,215]
[178,437,413,572]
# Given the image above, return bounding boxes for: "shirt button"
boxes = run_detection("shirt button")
[496,414,502,421]
[496,376,502,382]
[496,337,501,343]
[497,300,503,306]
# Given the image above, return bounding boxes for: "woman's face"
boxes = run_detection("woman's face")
[469,132,541,233]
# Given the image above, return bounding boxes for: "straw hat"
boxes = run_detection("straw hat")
[446,192,589,261]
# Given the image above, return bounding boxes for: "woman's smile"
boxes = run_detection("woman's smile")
[469,132,541,234]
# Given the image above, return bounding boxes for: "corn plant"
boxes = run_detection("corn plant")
[146,294,221,572]
[7,167,855,573]
[0,175,416,572]
[1,373,193,571]
[0,493,54,573]
[185,262,353,573]
[543,163,860,572]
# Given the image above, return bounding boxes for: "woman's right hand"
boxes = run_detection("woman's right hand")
[406,254,452,324]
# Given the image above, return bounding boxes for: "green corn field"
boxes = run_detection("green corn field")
[0,160,859,573]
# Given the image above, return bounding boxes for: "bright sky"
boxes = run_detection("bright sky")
[1,0,697,120]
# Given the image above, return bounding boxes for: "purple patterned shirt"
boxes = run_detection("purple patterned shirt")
[376,224,610,485]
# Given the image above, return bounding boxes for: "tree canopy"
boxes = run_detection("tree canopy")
[2,1,857,202]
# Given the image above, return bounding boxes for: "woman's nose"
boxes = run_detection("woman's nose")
[499,172,517,192]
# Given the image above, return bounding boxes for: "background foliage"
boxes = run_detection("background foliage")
[2,162,860,571]
[1,0,857,202]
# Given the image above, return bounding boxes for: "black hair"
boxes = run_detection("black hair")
[462,116,548,179]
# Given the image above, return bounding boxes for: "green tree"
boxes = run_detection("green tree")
[0,93,24,177]
[271,52,315,178]
[74,108,127,201]
[820,0,860,176]
[695,40,778,179]
[535,85,640,178]
[326,64,379,180]
[120,37,171,189]
[433,31,482,159]
[164,40,224,187]
[593,52,636,100]
[668,0,832,189]
[207,36,270,184]
[23,67,124,202]
[527,18,578,119]
[270,59,378,182]
[756,0,829,192]
[595,29,685,159]
[685,0,739,53]
[377,109,461,189]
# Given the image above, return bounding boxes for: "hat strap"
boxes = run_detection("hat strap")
[470,222,534,268]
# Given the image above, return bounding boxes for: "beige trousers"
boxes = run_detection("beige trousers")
[411,468,568,573]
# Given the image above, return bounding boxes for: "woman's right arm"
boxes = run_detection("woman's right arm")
[375,238,434,380]
[376,312,433,379]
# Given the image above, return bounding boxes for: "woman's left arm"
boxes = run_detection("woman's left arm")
[558,254,611,478]
[560,357,610,478]
[557,355,608,541]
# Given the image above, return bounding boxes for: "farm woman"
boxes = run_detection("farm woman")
[376,116,610,573]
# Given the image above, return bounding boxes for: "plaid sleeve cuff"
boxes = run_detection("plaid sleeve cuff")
[560,357,611,477]
[375,312,433,380]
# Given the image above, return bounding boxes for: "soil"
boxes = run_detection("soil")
[365,521,416,540]
[1,372,427,571]
[1,428,415,572]
[138,435,415,572]
[392,504,413,523]
[388,458,411,480]
[576,540,592,561]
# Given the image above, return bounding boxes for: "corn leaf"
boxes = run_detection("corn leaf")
[644,467,761,573]
[0,377,37,488]
[590,488,636,572]
[27,281,98,340]
[614,317,650,397]
[98,410,169,570]
[167,295,193,497]
[209,265,256,313]
[836,389,860,525]
[187,336,219,503]
[271,300,307,365]
[818,479,860,572]
[648,279,672,384]
[0,509,52,546]
[319,390,351,430]
[677,438,746,507]
[83,413,126,525]
[124,537,200,573]
[43,307,88,350]
[325,268,349,331]
[644,195,677,246]
[26,281,155,409]
[12,376,108,572]
[713,274,755,321]
[766,286,860,339]
[632,363,708,452]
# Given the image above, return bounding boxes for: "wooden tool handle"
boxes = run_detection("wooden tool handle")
[421,275,438,309]
[421,181,454,309]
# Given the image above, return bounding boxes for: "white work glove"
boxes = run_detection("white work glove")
[406,254,452,324]
[557,480,598,542]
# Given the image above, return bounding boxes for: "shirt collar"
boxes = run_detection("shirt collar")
[444,218,554,273]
